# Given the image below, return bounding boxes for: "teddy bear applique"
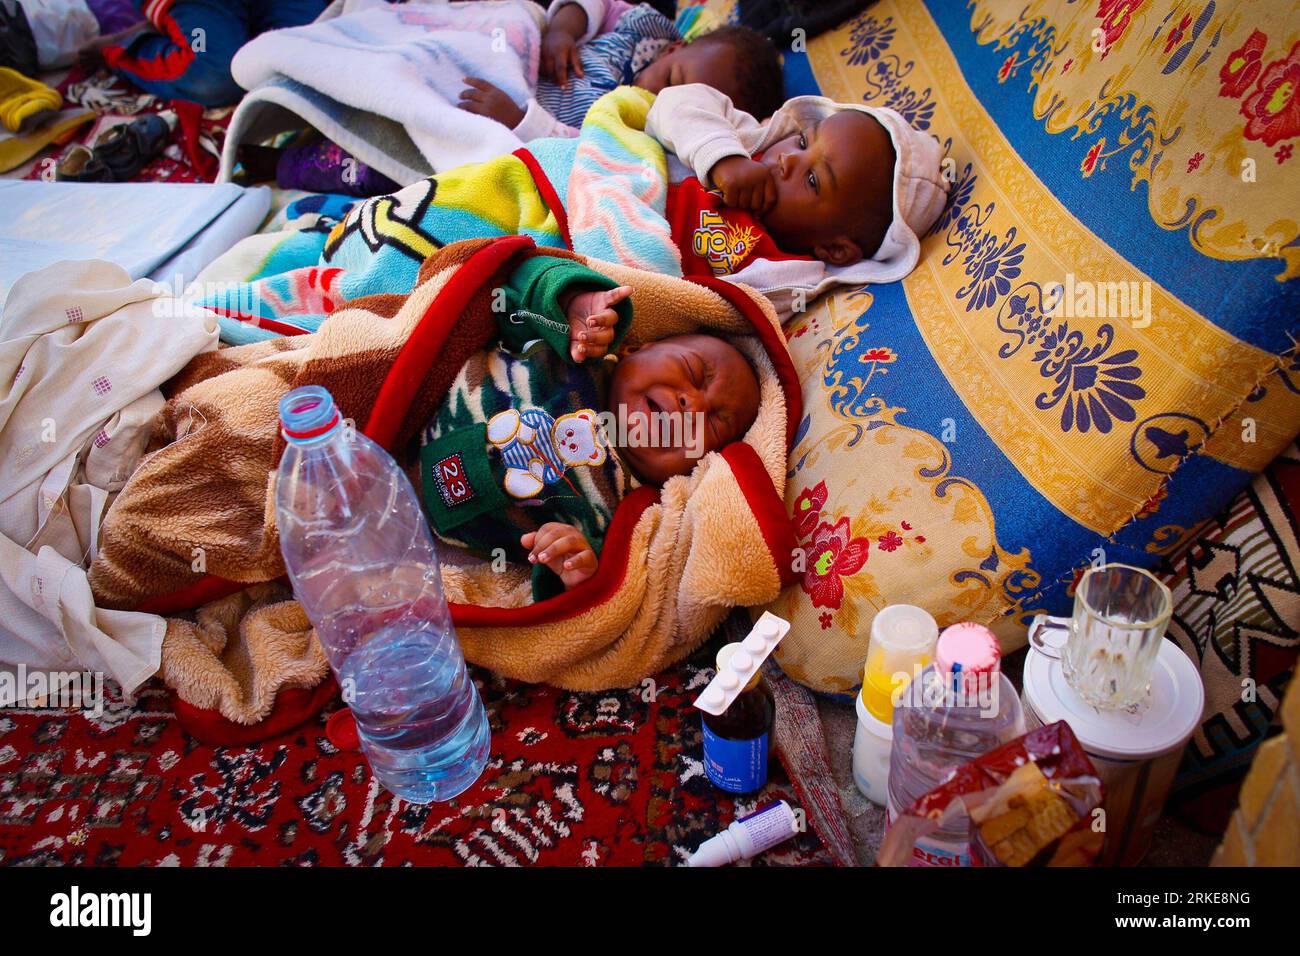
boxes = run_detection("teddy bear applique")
[486,407,608,499]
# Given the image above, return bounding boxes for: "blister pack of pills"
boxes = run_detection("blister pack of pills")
[692,612,790,716]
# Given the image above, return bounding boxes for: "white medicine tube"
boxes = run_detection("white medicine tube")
[685,800,798,866]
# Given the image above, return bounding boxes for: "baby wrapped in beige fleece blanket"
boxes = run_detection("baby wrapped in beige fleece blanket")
[88,237,799,724]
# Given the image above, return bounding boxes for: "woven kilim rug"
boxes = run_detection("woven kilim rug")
[1162,445,1300,832]
[0,621,852,867]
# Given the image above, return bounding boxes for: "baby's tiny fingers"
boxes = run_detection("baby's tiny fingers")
[602,284,634,306]
[554,536,589,562]
[529,530,555,561]
[563,547,597,574]
[538,535,577,563]
[583,310,614,331]
[585,324,614,346]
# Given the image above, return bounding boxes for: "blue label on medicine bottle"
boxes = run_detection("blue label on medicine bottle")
[702,724,768,793]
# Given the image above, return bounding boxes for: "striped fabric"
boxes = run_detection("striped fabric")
[535,3,678,130]
[497,409,564,486]
[139,0,177,29]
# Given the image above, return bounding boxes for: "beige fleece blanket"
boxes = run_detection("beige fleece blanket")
[89,238,795,723]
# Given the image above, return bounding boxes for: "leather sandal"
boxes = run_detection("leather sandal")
[55,143,113,182]
[90,111,175,180]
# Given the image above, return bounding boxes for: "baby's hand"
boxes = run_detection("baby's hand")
[458,77,525,128]
[710,155,777,217]
[541,4,587,89]
[563,284,633,362]
[521,523,598,588]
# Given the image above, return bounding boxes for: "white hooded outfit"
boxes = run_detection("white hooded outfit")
[646,83,951,319]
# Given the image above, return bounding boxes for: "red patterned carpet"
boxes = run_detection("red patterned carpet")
[0,637,843,867]
[0,65,850,870]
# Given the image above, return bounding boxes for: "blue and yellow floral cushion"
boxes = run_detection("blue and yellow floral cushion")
[683,0,1300,692]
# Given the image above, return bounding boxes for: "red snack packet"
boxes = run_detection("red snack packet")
[878,721,1105,867]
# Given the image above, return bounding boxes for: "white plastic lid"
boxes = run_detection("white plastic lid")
[1023,637,1204,760]
[870,604,938,652]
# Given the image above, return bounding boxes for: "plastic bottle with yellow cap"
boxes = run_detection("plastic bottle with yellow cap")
[852,605,938,804]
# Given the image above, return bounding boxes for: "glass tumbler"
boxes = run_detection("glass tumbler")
[1063,563,1172,710]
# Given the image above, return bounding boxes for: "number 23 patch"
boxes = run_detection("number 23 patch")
[419,423,508,534]
[433,452,475,507]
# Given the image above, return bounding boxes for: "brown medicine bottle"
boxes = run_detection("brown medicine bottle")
[701,643,776,794]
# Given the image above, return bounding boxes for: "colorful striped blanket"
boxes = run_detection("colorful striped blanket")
[201,87,680,344]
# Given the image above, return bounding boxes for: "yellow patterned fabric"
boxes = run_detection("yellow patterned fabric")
[709,0,1300,692]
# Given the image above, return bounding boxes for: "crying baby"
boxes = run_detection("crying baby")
[417,254,760,598]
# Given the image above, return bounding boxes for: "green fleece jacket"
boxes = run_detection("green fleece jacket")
[418,255,634,598]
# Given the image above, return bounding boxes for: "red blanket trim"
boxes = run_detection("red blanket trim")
[449,485,660,627]
[363,235,535,448]
[172,678,339,746]
[683,275,802,449]
[511,147,573,250]
[137,573,251,615]
[722,443,800,589]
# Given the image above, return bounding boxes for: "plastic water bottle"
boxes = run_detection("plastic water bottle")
[274,385,490,803]
[887,622,1024,866]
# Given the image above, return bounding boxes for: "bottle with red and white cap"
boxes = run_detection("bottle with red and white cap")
[886,621,1024,866]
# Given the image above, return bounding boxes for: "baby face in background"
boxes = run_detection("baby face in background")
[634,39,741,100]
[607,334,761,485]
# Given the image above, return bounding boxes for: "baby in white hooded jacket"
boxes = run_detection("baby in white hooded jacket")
[645,84,951,319]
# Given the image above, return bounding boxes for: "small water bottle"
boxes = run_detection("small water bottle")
[886,622,1024,866]
[274,385,490,803]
